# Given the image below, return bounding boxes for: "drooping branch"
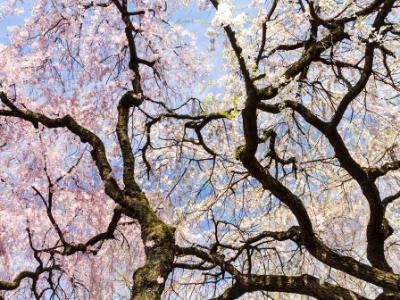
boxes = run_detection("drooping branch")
[0,267,58,291]
[307,0,386,26]
[31,187,124,256]
[176,245,370,300]
[0,92,121,200]
[368,160,400,180]
[382,190,400,207]
[210,275,369,300]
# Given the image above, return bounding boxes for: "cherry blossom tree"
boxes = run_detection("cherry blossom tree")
[0,0,400,299]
